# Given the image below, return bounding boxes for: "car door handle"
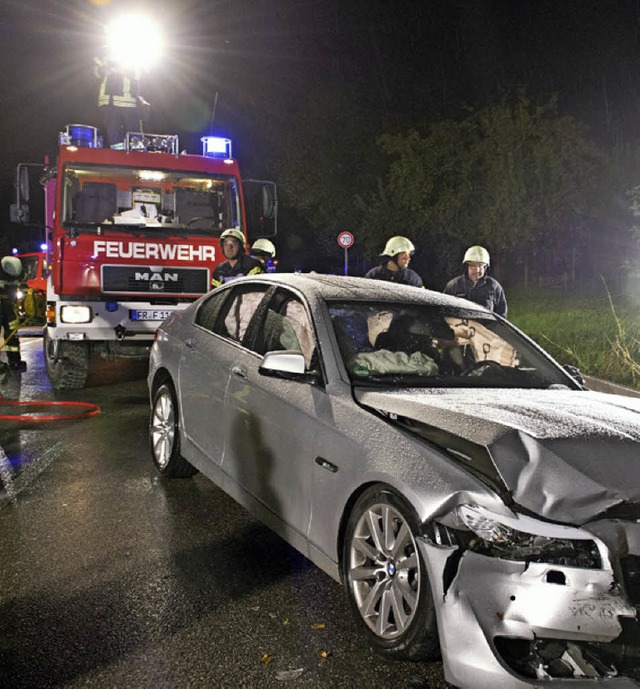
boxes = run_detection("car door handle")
[232,366,247,379]
[315,456,338,473]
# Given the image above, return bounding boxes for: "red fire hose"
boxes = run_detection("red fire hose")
[1,316,100,421]
[0,398,100,422]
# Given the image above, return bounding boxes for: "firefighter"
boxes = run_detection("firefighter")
[0,256,27,371]
[365,236,424,287]
[443,245,507,317]
[211,229,265,288]
[95,56,150,149]
[250,238,276,270]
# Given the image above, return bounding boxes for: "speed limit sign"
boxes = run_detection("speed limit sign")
[337,231,354,248]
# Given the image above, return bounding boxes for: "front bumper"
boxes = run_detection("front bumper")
[420,535,640,688]
[47,300,186,342]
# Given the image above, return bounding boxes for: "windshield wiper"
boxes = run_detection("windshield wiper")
[351,374,450,388]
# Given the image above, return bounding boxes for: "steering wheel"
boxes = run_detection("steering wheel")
[186,216,215,228]
[460,359,508,377]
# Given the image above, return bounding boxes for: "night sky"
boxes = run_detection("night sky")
[2,0,640,240]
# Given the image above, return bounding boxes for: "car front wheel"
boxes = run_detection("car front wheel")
[149,383,197,478]
[343,485,439,661]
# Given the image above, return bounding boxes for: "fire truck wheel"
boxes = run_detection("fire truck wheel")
[44,332,89,390]
[150,383,198,478]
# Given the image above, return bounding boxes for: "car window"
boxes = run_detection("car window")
[443,316,519,367]
[254,291,317,369]
[282,300,316,367]
[194,288,228,332]
[329,300,575,389]
[213,285,270,343]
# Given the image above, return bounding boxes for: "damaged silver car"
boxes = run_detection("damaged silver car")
[148,274,640,688]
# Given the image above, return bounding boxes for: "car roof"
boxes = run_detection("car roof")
[231,272,490,312]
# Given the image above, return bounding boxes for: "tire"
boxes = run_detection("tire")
[44,331,90,390]
[343,485,440,661]
[149,383,197,478]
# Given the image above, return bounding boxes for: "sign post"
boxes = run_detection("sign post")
[337,231,354,275]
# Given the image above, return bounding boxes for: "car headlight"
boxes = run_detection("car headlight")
[60,305,93,324]
[456,505,602,569]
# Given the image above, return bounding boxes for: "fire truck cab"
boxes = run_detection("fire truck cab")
[11,124,277,389]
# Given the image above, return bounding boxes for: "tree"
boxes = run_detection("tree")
[373,93,606,285]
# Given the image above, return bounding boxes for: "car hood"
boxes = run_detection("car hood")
[355,387,640,524]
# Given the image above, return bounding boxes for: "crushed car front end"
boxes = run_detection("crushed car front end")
[421,504,640,688]
[351,375,640,688]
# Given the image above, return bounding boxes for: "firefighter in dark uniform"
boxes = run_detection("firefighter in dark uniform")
[95,56,149,149]
[365,236,424,287]
[443,245,507,317]
[211,229,265,288]
[0,256,27,371]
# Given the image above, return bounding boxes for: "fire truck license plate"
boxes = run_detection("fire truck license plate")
[131,310,172,321]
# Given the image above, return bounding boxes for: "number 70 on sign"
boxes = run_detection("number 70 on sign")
[337,231,354,248]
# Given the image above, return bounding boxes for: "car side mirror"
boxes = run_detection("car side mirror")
[10,162,45,226]
[259,350,319,384]
[562,364,585,387]
[243,179,277,241]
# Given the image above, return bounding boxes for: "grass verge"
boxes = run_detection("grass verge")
[508,283,640,389]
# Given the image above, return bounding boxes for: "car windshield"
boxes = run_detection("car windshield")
[328,300,574,389]
[61,163,240,233]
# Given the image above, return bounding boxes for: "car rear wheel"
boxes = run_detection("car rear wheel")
[149,383,197,478]
[343,485,440,661]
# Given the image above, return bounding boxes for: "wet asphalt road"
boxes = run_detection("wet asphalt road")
[0,337,451,689]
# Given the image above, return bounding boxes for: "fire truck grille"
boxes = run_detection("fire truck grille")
[101,265,209,295]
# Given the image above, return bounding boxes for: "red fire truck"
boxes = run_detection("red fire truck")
[11,124,277,389]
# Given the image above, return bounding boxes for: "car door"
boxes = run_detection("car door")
[179,283,270,464]
[221,288,328,538]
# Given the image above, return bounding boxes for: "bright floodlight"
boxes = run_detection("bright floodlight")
[105,14,163,71]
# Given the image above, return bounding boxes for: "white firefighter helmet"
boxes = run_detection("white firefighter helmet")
[1,256,22,277]
[220,228,246,247]
[252,238,276,258]
[381,236,416,257]
[463,245,490,265]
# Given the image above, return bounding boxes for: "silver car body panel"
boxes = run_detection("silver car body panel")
[355,388,640,523]
[422,541,639,689]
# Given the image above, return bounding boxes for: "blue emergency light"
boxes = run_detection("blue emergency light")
[201,136,232,159]
[59,124,99,148]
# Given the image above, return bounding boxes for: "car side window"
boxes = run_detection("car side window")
[194,289,228,332]
[214,285,270,343]
[255,292,317,369]
[282,299,316,368]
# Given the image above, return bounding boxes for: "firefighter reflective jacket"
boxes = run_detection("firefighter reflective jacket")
[211,255,265,288]
[96,58,139,109]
